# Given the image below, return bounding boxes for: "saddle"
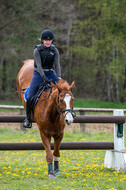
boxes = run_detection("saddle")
[24,82,52,112]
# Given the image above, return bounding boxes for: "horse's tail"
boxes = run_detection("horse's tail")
[16,59,34,109]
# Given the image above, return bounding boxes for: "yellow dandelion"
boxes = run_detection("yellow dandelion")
[34,173,37,176]
[13,173,19,177]
[27,171,32,175]
[15,168,19,172]
[6,172,11,175]
[57,186,62,190]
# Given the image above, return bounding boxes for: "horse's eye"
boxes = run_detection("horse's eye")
[60,99,63,103]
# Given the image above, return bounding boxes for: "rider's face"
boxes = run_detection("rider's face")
[43,40,52,47]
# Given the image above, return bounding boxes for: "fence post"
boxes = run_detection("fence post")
[80,111,86,133]
[104,110,126,173]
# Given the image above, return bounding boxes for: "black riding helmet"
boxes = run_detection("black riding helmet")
[41,29,54,40]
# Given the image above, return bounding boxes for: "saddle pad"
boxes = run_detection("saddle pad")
[24,87,30,102]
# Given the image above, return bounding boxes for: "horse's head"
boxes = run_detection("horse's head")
[56,80,75,125]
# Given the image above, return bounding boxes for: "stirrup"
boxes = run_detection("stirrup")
[23,119,32,128]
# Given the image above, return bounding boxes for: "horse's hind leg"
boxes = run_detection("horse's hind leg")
[53,133,63,176]
[39,130,55,178]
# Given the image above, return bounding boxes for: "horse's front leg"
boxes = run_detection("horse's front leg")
[53,133,64,176]
[39,129,55,178]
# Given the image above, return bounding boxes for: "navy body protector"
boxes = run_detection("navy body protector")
[34,44,56,69]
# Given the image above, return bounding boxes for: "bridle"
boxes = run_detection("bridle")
[50,90,76,118]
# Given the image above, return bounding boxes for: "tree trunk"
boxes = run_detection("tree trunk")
[1,58,6,93]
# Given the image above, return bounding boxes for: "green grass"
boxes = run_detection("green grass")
[0,127,115,143]
[0,100,21,106]
[0,127,126,190]
[74,98,126,109]
[1,98,126,109]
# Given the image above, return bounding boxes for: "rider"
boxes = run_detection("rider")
[23,29,61,128]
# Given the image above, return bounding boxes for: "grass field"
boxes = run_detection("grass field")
[1,98,126,109]
[0,127,126,190]
[73,98,126,109]
[0,98,126,189]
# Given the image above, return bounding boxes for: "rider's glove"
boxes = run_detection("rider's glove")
[43,76,49,83]
[43,75,52,85]
[57,77,61,82]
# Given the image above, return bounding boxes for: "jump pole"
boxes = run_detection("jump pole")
[104,110,126,173]
[0,115,125,123]
[0,142,114,150]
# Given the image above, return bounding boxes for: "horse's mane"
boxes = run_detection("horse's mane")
[56,79,70,90]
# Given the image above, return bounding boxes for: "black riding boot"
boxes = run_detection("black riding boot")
[23,100,32,128]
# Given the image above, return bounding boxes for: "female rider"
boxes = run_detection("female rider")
[23,29,61,128]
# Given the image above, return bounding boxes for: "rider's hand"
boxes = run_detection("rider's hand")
[43,76,51,84]
[43,75,49,82]
[57,77,61,82]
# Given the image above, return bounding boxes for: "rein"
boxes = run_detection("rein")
[38,83,52,102]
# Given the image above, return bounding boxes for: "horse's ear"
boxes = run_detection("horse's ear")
[69,81,75,91]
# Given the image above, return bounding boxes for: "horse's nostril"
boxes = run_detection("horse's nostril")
[65,119,69,125]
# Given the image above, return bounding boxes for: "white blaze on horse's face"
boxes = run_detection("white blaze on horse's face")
[64,94,74,125]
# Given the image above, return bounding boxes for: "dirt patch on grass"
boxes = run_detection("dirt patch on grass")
[65,123,114,133]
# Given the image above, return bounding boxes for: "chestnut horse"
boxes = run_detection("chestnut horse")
[17,60,75,178]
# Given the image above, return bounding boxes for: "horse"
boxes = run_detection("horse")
[17,59,75,178]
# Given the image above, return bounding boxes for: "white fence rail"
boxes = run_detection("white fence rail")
[1,105,126,112]
[0,105,24,110]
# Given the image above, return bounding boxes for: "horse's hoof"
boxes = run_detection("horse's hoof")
[48,174,56,179]
[54,171,61,176]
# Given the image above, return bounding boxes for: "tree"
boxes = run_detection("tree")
[69,0,126,101]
